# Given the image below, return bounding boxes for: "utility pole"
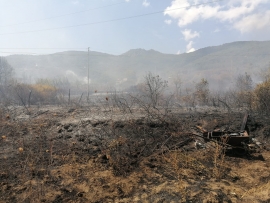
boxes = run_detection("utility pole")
[87,47,90,102]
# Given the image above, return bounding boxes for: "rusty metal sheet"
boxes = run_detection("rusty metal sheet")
[202,130,250,147]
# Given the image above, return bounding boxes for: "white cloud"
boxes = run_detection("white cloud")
[142,0,150,7]
[164,0,269,32]
[164,19,172,25]
[217,0,269,22]
[181,29,199,41]
[214,28,220,33]
[125,0,130,2]
[72,1,79,5]
[176,50,181,54]
[186,41,196,53]
[234,10,270,33]
[164,0,220,26]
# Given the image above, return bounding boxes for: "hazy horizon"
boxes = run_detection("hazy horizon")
[3,40,269,92]
[1,0,270,92]
[1,39,270,57]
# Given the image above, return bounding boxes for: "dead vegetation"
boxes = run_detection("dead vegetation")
[0,72,270,202]
[0,100,270,203]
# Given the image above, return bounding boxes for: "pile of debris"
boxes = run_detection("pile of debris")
[194,112,262,153]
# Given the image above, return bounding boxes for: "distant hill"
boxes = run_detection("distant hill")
[5,41,270,90]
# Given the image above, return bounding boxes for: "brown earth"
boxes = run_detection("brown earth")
[0,106,270,203]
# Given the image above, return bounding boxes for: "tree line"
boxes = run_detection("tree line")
[0,57,270,116]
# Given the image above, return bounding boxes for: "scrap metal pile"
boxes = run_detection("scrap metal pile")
[195,112,262,153]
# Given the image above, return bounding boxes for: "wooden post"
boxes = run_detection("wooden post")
[68,89,70,105]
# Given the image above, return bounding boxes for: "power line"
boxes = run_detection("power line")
[0,51,37,54]
[0,48,87,50]
[0,51,131,57]
[0,47,125,55]
[0,2,125,28]
[0,0,224,36]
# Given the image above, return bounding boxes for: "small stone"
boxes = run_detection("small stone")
[68,108,75,113]
[57,134,63,139]
[64,135,72,139]
[67,126,73,132]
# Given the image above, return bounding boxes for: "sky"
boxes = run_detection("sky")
[0,0,270,55]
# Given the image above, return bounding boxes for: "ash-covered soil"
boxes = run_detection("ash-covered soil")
[0,106,270,203]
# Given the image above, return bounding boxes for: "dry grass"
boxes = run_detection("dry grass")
[0,105,270,202]
[212,136,229,179]
[240,181,270,200]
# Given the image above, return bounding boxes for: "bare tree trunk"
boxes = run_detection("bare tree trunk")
[68,89,70,105]
[28,90,32,108]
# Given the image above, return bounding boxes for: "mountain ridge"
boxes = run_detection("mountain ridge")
[5,40,270,90]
